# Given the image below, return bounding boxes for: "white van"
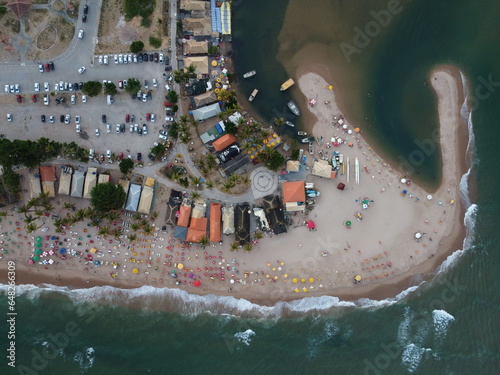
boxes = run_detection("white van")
[107,95,113,105]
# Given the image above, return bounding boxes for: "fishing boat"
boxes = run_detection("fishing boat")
[302,136,315,144]
[248,89,258,102]
[301,154,307,164]
[297,131,307,136]
[285,121,295,127]
[307,191,321,198]
[243,70,256,78]
[280,78,295,91]
[299,148,304,161]
[287,101,300,116]
[309,141,314,155]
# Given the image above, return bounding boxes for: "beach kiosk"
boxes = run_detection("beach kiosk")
[282,181,306,212]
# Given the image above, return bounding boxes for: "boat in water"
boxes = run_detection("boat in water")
[243,70,256,78]
[280,78,295,91]
[287,101,300,116]
[285,121,295,127]
[248,89,258,102]
[302,136,315,144]
[297,131,307,136]
[309,141,314,155]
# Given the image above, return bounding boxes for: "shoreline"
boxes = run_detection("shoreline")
[0,66,472,307]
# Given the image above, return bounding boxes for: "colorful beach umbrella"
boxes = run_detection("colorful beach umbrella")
[194,280,201,287]
[309,277,315,283]
[132,268,139,274]
[36,236,42,241]
[292,278,298,283]
[59,248,66,254]
[354,275,362,282]
[34,249,42,255]
[33,256,40,262]
[35,242,42,248]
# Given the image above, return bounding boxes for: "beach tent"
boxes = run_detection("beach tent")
[28,172,42,199]
[174,226,188,241]
[192,103,221,121]
[311,159,333,178]
[222,205,235,235]
[57,167,72,196]
[253,207,270,231]
[235,204,250,245]
[83,167,97,199]
[286,160,300,173]
[70,170,85,198]
[262,194,280,211]
[194,280,201,287]
[98,174,110,184]
[209,203,221,242]
[212,134,236,152]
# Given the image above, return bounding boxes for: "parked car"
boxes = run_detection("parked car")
[98,55,103,64]
[137,152,142,161]
[102,114,107,123]
[143,53,148,62]
[103,55,109,65]
[44,95,49,105]
[34,82,40,92]
[83,5,89,14]
[106,150,112,159]
[142,124,148,135]
[82,15,87,23]
[65,114,71,124]
[129,123,134,133]
[165,116,174,122]
[38,64,44,73]
[49,61,54,71]
[128,54,132,63]
[78,30,84,39]
[114,55,118,64]
[151,114,156,122]
[144,80,149,89]
[133,54,138,63]
[71,95,76,104]
[32,95,37,103]
[14,83,20,93]
[159,53,164,63]
[82,95,87,103]
[60,115,65,123]
[89,149,95,159]
[68,83,73,91]
[49,115,54,123]
[44,64,50,72]
[120,123,125,132]
[107,124,111,133]
[116,124,120,133]
[118,80,123,89]
[165,84,171,91]
[118,54,123,64]
[42,82,49,92]
[159,134,167,140]
[7,113,12,122]
[146,113,151,122]
[153,53,159,63]
[76,124,81,133]
[152,78,157,88]
[117,152,123,161]
[16,95,22,103]
[95,128,100,136]
[75,115,81,124]
[134,123,138,132]
[159,130,168,136]
[125,114,130,122]
[142,93,147,103]
[138,54,143,63]
[78,66,86,74]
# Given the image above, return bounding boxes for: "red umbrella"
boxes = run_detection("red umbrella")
[193,280,201,287]
[307,221,316,229]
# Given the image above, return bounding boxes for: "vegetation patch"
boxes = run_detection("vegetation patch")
[124,0,156,21]
[149,35,161,48]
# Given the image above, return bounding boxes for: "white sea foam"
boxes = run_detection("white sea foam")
[432,309,455,340]
[233,329,255,346]
[73,347,95,373]
[401,343,431,373]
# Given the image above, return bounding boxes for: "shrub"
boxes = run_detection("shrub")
[130,41,144,53]
[149,36,162,48]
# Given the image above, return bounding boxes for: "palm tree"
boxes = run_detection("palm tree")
[130,223,140,232]
[190,176,202,189]
[34,209,44,217]
[128,234,137,242]
[205,180,214,189]
[199,235,209,248]
[84,207,95,218]
[26,223,40,233]
[134,213,142,221]
[170,171,181,182]
[229,174,240,184]
[0,211,8,217]
[107,211,120,224]
[229,242,239,252]
[74,209,85,222]
[151,211,159,220]
[98,226,110,237]
[63,202,75,210]
[206,154,216,170]
[17,205,28,216]
[173,69,185,83]
[217,111,229,122]
[221,181,235,192]
[24,214,35,224]
[254,231,263,240]
[186,63,197,78]
[273,117,285,127]
[241,176,250,184]
[218,89,231,103]
[190,191,201,200]
[244,243,253,252]
[112,228,121,240]
[143,224,152,235]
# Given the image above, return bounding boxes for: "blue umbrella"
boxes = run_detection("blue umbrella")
[51,236,56,240]
[59,248,67,254]
[402,190,407,195]
[94,260,101,266]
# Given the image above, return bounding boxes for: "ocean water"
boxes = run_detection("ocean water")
[2,0,500,374]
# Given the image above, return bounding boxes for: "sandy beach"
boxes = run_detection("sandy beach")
[0,66,469,306]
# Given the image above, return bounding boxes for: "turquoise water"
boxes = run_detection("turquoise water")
[2,0,500,374]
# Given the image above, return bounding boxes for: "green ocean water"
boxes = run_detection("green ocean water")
[2,0,500,374]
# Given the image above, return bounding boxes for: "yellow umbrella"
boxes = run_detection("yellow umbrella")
[272,267,276,271]
[284,274,288,278]
[294,288,300,293]
[211,60,218,67]
[271,142,275,146]
[354,275,362,282]
[309,277,315,283]
[246,150,251,154]
[216,78,222,82]
[178,263,184,270]
[301,278,306,283]
[214,88,220,93]
[302,287,308,292]
[250,155,255,159]
[274,276,279,280]
[328,85,333,90]
[132,268,139,274]
[292,278,298,283]
[355,128,360,132]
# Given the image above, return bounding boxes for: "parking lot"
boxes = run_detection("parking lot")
[0,57,173,162]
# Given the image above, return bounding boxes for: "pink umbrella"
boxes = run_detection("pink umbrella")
[307,221,316,229]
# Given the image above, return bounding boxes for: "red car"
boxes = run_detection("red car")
[44,63,50,72]
[32,94,37,103]
[146,113,151,121]
[16,95,22,103]
[125,114,130,123]
[117,152,123,161]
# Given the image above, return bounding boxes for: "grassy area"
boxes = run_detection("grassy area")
[124,0,156,21]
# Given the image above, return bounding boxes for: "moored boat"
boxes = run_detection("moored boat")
[297,131,307,136]
[243,70,256,78]
[248,89,258,102]
[287,101,300,116]
[301,136,315,143]
[285,121,295,127]
[309,141,314,155]
[280,78,295,91]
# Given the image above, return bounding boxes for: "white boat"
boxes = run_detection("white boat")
[280,78,294,91]
[297,131,307,136]
[248,89,258,102]
[309,142,314,155]
[287,101,300,116]
[285,121,295,127]
[243,70,256,78]
[355,157,360,185]
[302,136,314,144]
[299,148,304,161]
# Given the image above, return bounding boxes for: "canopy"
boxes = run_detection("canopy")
[307,221,316,229]
[33,256,40,262]
[292,278,298,283]
[194,280,201,287]
[354,275,362,282]
[178,263,184,270]
[35,242,42,248]
[36,236,42,241]
[34,249,42,255]
[282,181,305,203]
[132,268,139,274]
[59,248,66,254]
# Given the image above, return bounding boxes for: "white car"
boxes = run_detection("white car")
[116,124,120,133]
[159,53,164,63]
[54,83,59,91]
[134,123,138,132]
[78,66,86,74]
[65,114,70,124]
[95,129,100,136]
[165,116,174,122]
[142,93,147,102]
[106,124,111,133]
[133,54,138,63]
[128,54,132,63]
[82,95,87,103]
[159,134,167,140]
[78,30,84,39]
[89,149,95,159]
[14,84,20,93]
[34,82,40,92]
[43,95,49,106]
[98,55,103,65]
[38,64,44,73]
[106,150,112,158]
[76,124,81,133]
[9,84,14,94]
[71,95,76,104]
[49,116,54,123]
[114,55,118,64]
[103,55,109,65]
[151,114,156,122]
[142,124,148,135]
[152,78,157,88]
[44,82,49,91]
[4,84,8,93]
[59,80,64,89]
[165,84,171,91]
[118,54,123,64]
[7,113,12,122]
[75,115,80,124]
[129,123,134,133]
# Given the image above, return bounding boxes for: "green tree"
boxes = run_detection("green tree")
[254,231,263,240]
[130,40,144,53]
[119,158,134,175]
[291,149,300,160]
[199,235,209,248]
[263,149,286,171]
[82,81,103,97]
[2,168,20,194]
[151,144,165,158]
[90,183,126,213]
[125,78,141,96]
[224,120,237,135]
[172,104,179,113]
[167,90,178,104]
[149,36,162,48]
[273,117,285,127]
[104,82,117,96]
[230,242,239,252]
[208,45,219,56]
